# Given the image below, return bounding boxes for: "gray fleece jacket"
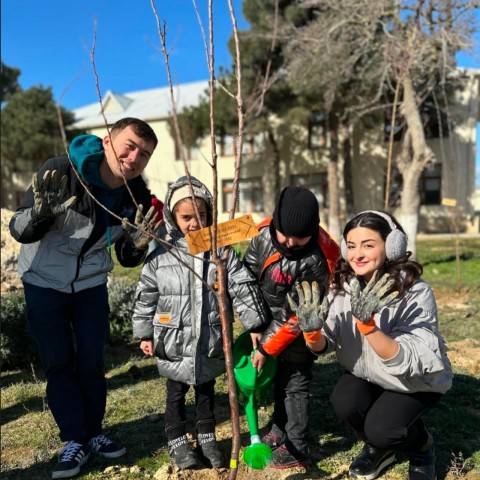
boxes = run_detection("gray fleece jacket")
[320,278,453,394]
[131,176,268,385]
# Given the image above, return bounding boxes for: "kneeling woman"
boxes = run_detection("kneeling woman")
[290,210,452,480]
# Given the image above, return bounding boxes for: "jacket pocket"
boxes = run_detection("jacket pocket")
[153,312,183,361]
[207,311,233,358]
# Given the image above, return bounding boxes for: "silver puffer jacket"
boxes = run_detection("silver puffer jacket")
[131,177,268,385]
[320,278,453,394]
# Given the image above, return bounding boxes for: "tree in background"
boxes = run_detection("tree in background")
[173,1,321,216]
[281,0,477,254]
[282,0,390,237]
[383,1,477,257]
[1,83,79,209]
[1,62,22,103]
[163,0,477,245]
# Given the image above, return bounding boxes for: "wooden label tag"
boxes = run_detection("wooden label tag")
[185,214,259,255]
[441,198,457,207]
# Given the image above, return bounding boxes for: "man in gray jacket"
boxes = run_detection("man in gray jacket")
[10,117,160,479]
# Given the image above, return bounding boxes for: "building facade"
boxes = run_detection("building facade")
[5,72,479,234]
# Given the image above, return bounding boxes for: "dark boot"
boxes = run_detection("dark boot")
[166,423,198,470]
[196,420,224,468]
[409,433,437,480]
[349,443,395,480]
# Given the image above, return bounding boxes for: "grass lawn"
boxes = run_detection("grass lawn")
[1,236,479,480]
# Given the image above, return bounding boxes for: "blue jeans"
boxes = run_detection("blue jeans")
[24,282,110,442]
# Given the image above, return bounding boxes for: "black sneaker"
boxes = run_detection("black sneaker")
[52,441,90,479]
[168,435,199,470]
[262,430,285,450]
[349,443,395,479]
[89,434,126,459]
[269,444,312,469]
[409,434,437,480]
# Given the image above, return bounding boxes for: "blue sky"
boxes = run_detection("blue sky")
[2,0,248,110]
[2,1,479,185]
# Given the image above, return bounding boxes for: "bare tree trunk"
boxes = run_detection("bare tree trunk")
[396,74,435,259]
[263,126,281,214]
[340,121,354,215]
[327,111,341,238]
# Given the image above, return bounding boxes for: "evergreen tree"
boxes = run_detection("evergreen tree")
[1,62,21,103]
[1,85,79,208]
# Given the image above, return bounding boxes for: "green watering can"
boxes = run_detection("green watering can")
[233,331,277,469]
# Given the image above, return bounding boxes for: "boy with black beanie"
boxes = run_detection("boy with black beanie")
[243,186,339,469]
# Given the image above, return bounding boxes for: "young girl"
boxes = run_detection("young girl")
[131,176,268,470]
[289,210,452,480]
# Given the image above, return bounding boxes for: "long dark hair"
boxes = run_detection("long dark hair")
[331,211,423,297]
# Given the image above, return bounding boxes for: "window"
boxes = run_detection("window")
[290,173,329,208]
[222,178,263,213]
[308,112,327,149]
[218,135,263,157]
[419,164,442,205]
[384,90,450,142]
[384,167,403,208]
[218,136,236,157]
[384,164,442,207]
[175,144,200,161]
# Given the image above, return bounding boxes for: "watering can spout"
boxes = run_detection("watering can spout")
[233,332,277,470]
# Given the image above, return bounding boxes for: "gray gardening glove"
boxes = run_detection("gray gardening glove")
[32,170,77,219]
[349,271,398,323]
[122,204,162,249]
[287,281,329,333]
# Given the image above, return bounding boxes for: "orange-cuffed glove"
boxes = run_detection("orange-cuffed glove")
[349,271,399,334]
[355,316,376,335]
[286,281,329,342]
[303,330,323,343]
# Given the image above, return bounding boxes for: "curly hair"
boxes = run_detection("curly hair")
[331,211,423,297]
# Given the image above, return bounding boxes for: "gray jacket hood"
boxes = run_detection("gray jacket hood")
[163,176,213,239]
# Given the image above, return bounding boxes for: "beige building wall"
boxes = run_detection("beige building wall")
[350,72,479,233]
[4,73,477,235]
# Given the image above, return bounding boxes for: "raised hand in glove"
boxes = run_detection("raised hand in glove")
[287,281,329,343]
[349,271,398,334]
[32,170,77,219]
[122,204,163,249]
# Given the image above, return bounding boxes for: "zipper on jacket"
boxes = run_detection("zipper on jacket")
[190,255,198,380]
[70,255,84,293]
[71,192,95,292]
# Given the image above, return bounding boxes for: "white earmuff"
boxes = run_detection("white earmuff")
[341,210,407,261]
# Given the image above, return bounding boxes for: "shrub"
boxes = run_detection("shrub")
[0,291,38,369]
[108,278,138,345]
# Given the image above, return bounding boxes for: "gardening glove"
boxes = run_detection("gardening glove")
[32,170,77,219]
[349,271,399,334]
[287,281,329,343]
[122,204,162,249]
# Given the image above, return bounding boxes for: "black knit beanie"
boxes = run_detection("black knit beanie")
[272,186,320,238]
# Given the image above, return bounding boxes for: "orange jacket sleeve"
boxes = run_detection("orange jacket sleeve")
[258,316,299,357]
